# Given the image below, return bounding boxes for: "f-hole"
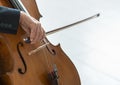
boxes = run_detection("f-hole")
[46,45,56,55]
[17,42,27,74]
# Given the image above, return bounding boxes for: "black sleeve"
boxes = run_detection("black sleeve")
[0,6,20,34]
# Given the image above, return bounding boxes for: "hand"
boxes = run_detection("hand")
[19,11,45,44]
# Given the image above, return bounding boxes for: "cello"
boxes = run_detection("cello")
[0,0,81,85]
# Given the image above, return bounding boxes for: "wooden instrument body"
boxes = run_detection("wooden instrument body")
[0,0,81,85]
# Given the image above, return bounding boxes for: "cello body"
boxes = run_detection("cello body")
[0,0,81,85]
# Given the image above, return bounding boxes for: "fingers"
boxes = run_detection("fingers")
[20,11,45,44]
[30,23,45,44]
[21,24,31,35]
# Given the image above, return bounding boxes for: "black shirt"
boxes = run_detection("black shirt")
[0,6,20,34]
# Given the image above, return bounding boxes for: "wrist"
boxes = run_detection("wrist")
[19,11,25,25]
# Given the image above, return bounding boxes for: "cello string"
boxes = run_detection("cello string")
[42,38,55,72]
[10,0,56,76]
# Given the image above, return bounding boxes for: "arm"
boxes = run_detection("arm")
[0,6,20,34]
[0,6,45,44]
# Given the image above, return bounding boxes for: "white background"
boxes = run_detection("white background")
[36,0,120,85]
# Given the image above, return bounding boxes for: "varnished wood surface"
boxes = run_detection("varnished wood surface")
[0,0,81,85]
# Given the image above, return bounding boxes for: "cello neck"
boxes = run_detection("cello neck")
[9,0,41,20]
[9,0,29,14]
